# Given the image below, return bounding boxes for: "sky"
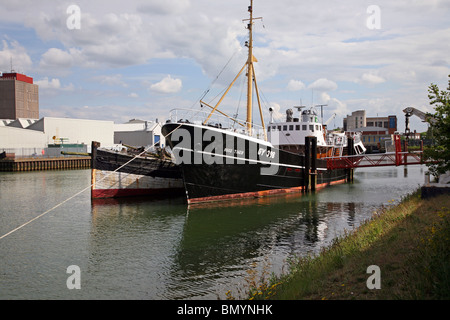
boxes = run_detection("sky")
[1,0,449,133]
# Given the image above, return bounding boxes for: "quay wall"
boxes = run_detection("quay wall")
[0,156,91,172]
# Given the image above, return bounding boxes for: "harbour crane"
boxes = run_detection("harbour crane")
[402,107,435,140]
[324,113,337,126]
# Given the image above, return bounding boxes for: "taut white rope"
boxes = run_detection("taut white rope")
[0,49,243,240]
[0,123,184,240]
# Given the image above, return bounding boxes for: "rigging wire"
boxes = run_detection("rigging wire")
[1,37,279,240]
[179,44,244,122]
[0,9,277,240]
[258,86,299,146]
[0,47,249,241]
[200,46,242,106]
[0,120,191,240]
[233,72,246,129]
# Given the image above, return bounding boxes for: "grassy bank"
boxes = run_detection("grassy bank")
[246,189,450,300]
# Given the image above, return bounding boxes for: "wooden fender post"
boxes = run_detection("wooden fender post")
[310,136,317,191]
[304,137,311,193]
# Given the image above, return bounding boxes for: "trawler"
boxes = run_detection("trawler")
[162,0,365,204]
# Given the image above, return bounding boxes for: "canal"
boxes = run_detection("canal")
[0,165,426,299]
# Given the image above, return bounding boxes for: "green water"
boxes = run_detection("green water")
[0,165,426,299]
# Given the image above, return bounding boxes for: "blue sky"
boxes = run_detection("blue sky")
[1,0,449,133]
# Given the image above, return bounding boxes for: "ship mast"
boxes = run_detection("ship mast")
[246,1,255,134]
[203,0,266,140]
[243,0,265,137]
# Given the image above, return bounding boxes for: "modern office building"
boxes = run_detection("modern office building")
[343,110,366,131]
[343,110,398,151]
[343,110,397,134]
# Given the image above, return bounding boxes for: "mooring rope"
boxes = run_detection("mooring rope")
[0,47,248,241]
[0,123,186,240]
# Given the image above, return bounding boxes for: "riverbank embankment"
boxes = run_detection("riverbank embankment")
[248,189,450,300]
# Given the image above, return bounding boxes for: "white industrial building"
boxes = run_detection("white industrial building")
[0,125,46,149]
[27,117,114,150]
[0,116,168,157]
[0,119,14,126]
[0,117,114,155]
[6,118,39,129]
[1,72,119,156]
[114,119,164,148]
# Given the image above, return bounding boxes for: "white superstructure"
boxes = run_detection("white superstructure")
[267,107,366,157]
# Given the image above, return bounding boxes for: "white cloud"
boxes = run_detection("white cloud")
[0,40,32,73]
[40,104,131,122]
[5,1,245,76]
[93,74,128,87]
[1,0,448,134]
[319,92,331,104]
[267,102,284,120]
[287,79,306,91]
[329,98,349,118]
[138,0,191,15]
[308,78,338,92]
[35,77,74,91]
[150,75,182,94]
[315,92,349,118]
[35,77,61,89]
[39,48,73,69]
[359,72,386,86]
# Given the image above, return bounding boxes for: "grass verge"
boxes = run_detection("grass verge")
[245,189,450,300]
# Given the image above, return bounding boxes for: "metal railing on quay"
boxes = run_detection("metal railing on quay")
[1,146,89,160]
[324,151,426,170]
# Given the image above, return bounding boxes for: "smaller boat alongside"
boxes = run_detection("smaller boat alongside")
[268,106,366,158]
[90,142,184,199]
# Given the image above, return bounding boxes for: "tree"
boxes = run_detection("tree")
[423,75,450,179]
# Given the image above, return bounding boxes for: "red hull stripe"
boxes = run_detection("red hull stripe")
[187,179,347,204]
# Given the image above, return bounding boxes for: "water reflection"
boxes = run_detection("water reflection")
[86,163,426,300]
[1,166,426,299]
[89,192,365,299]
[89,196,187,299]
[178,195,365,299]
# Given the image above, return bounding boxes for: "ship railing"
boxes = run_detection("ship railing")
[326,131,363,147]
[326,132,347,147]
[352,133,362,144]
[167,108,267,140]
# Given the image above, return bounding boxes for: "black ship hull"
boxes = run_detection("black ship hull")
[162,123,351,204]
[91,145,184,199]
